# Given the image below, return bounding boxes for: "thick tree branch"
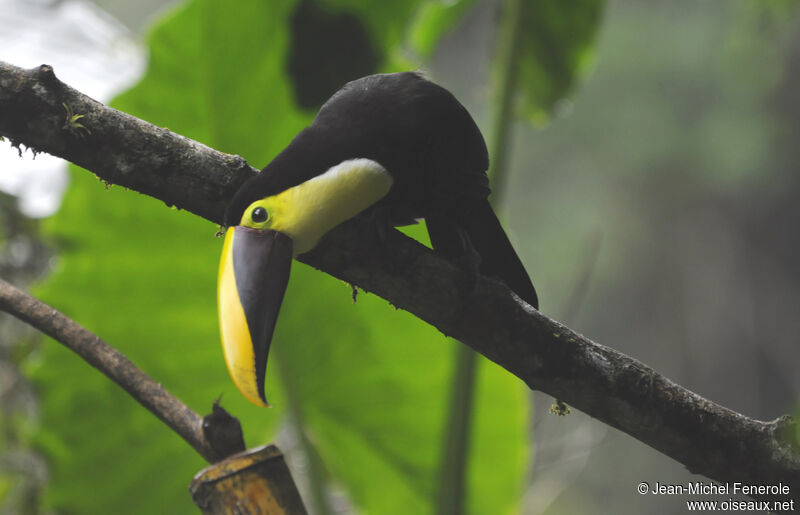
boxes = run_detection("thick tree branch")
[0,63,256,222]
[1,62,798,498]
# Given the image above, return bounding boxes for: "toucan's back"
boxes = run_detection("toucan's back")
[316,73,537,308]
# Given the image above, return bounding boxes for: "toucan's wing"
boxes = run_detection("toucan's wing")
[428,200,538,309]
[314,72,492,201]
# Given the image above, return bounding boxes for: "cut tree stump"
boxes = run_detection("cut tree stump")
[190,444,307,514]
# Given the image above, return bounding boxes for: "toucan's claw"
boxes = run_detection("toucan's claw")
[364,205,391,245]
[453,236,481,301]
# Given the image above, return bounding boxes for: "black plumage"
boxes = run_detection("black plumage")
[226,72,538,308]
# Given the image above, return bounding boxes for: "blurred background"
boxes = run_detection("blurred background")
[1,0,799,513]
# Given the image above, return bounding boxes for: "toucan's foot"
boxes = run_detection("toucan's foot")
[363,205,393,245]
[355,207,423,291]
[364,203,419,244]
[448,225,482,299]
[374,221,389,244]
[427,216,483,300]
[456,241,482,299]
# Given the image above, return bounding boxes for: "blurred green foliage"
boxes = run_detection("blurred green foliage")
[0,195,50,515]
[20,0,609,513]
[25,0,607,512]
[4,0,798,513]
[497,0,604,125]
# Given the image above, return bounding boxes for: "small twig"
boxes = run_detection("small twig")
[0,278,220,463]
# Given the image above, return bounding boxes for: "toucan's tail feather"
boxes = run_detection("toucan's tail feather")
[468,200,538,309]
[427,200,538,309]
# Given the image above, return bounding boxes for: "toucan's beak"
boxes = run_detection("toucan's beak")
[217,226,293,407]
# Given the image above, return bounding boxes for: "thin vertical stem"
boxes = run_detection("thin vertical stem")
[287,405,331,515]
[437,0,525,512]
[277,358,333,515]
[488,0,525,209]
[437,341,479,514]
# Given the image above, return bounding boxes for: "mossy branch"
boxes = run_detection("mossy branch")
[1,61,798,501]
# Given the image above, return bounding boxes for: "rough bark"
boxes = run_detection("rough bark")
[1,61,798,499]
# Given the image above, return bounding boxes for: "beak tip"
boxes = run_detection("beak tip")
[236,383,271,408]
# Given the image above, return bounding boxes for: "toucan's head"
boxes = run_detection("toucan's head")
[217,157,393,406]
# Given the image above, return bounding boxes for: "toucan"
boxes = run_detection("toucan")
[217,72,538,407]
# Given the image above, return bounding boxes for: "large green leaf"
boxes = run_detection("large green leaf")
[498,0,605,125]
[31,0,528,513]
[32,170,280,514]
[407,0,479,58]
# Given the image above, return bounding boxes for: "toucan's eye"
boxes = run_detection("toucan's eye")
[251,207,269,224]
